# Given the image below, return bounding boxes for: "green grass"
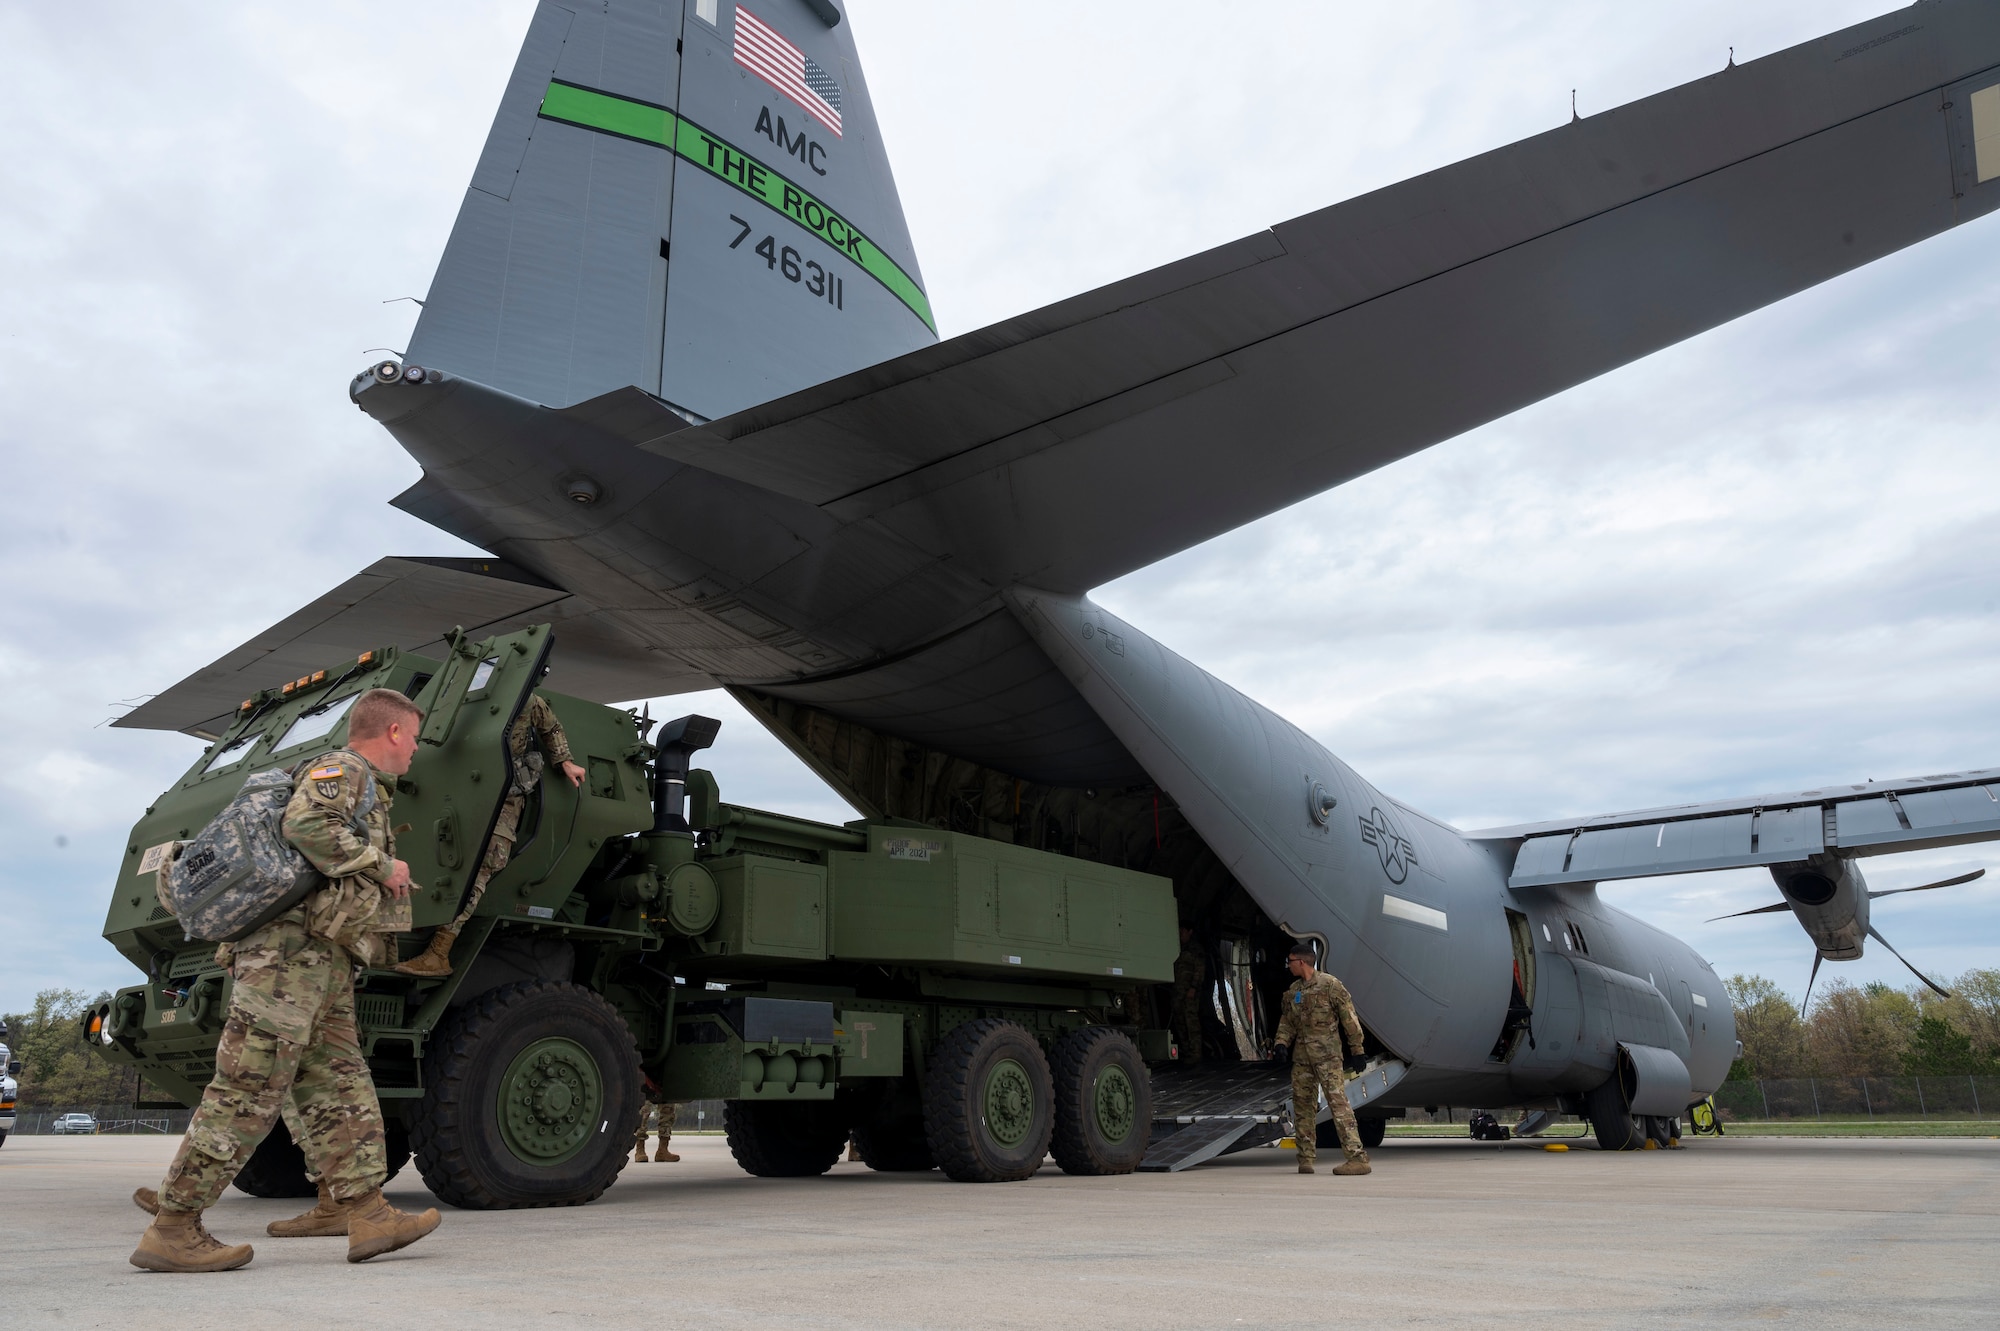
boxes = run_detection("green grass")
[1383,1119,2000,1140]
[1709,1119,2000,1138]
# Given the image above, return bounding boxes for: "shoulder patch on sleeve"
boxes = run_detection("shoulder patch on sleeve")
[309,764,345,781]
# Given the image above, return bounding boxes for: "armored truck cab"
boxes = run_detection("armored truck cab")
[90,625,1178,1206]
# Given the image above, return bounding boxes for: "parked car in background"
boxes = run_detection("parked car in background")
[51,1113,97,1135]
[0,1021,17,1147]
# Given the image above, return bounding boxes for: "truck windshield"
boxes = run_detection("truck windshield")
[273,693,359,754]
[203,733,263,773]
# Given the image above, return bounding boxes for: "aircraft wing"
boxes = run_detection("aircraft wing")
[1468,768,2000,888]
[115,557,701,739]
[594,4,2000,596]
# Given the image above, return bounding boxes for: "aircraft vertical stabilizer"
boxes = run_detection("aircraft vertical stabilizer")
[407,0,935,418]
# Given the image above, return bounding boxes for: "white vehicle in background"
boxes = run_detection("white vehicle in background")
[51,1112,97,1136]
[0,1021,18,1147]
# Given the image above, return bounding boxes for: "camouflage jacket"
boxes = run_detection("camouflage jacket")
[1173,941,1206,995]
[507,694,574,797]
[278,748,408,955]
[1274,971,1365,1058]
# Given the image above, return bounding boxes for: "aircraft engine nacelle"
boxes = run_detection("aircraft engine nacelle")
[1769,854,1869,960]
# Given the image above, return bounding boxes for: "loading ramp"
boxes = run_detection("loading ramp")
[1139,1057,1409,1172]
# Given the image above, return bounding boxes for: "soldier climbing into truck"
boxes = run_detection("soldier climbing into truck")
[395,685,585,979]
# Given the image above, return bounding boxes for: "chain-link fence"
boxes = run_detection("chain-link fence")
[9,1105,193,1136]
[1715,1076,2000,1121]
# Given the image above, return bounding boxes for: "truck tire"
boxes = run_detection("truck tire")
[851,1115,935,1171]
[231,1119,316,1198]
[231,1115,411,1197]
[411,978,642,1209]
[923,1017,1054,1182]
[1584,1076,1644,1151]
[723,1100,847,1176]
[1049,1027,1151,1175]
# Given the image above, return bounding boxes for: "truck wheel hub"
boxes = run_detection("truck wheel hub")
[983,1058,1035,1147]
[1094,1065,1135,1142]
[499,1038,603,1164]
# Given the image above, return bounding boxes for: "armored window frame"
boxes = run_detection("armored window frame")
[270,692,361,757]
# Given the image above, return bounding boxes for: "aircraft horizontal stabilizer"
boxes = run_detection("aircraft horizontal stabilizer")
[629,4,2000,595]
[1475,770,2000,888]
[116,557,707,739]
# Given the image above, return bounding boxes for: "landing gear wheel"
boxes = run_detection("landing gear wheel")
[1645,1114,1675,1148]
[851,1115,935,1171]
[231,1119,316,1198]
[1050,1026,1152,1175]
[1317,1114,1384,1153]
[923,1017,1054,1182]
[723,1100,848,1176]
[411,978,642,1209]
[1584,1076,1644,1151]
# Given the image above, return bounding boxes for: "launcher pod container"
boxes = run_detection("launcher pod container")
[89,626,1177,1207]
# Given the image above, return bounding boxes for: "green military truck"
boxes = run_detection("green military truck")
[88,625,1178,1207]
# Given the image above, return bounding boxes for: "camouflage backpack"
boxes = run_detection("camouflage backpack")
[162,758,378,943]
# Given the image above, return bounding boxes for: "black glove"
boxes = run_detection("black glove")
[1343,1051,1368,1073]
[1270,1044,1290,1067]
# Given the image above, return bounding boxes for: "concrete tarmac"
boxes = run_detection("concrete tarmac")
[4,1132,1995,1329]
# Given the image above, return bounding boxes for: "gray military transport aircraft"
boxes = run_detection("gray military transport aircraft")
[124,0,2000,1149]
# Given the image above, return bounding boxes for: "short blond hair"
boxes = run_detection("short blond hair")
[349,688,422,740]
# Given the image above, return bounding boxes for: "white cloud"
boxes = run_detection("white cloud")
[2,0,1994,1014]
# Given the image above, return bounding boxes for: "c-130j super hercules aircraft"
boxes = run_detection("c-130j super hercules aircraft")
[124,0,2000,1150]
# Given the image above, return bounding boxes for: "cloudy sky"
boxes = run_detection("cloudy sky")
[3,0,1996,1019]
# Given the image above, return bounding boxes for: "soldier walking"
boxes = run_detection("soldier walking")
[131,688,442,1271]
[396,691,585,977]
[1271,942,1372,1176]
[1171,924,1207,1066]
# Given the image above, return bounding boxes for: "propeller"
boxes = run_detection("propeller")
[1707,900,1790,922]
[1868,867,1985,899]
[1865,924,1952,998]
[1707,867,1984,922]
[1799,953,1824,1017]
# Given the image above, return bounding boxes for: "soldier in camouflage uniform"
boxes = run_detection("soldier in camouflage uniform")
[1171,924,1207,1066]
[634,1101,683,1163]
[131,689,442,1273]
[1271,942,1372,1176]
[396,692,584,978]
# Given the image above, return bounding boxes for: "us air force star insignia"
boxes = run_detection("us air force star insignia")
[1358,806,1416,884]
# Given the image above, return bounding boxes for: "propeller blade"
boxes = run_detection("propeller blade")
[1865,924,1952,998]
[1868,867,1986,899]
[1706,900,1792,922]
[1799,953,1823,1018]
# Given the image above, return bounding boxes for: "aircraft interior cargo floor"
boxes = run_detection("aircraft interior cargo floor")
[5,1132,1994,1329]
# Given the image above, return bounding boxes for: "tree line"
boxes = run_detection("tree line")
[1725,971,2000,1080]
[3,987,144,1109]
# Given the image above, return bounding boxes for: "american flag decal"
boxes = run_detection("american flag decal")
[733,6,843,138]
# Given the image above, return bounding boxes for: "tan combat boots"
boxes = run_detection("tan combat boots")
[393,926,460,978]
[344,1189,442,1262]
[129,1211,255,1273]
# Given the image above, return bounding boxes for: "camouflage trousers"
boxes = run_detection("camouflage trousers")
[158,920,387,1213]
[634,1101,680,1151]
[449,793,522,930]
[1291,1053,1364,1165]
